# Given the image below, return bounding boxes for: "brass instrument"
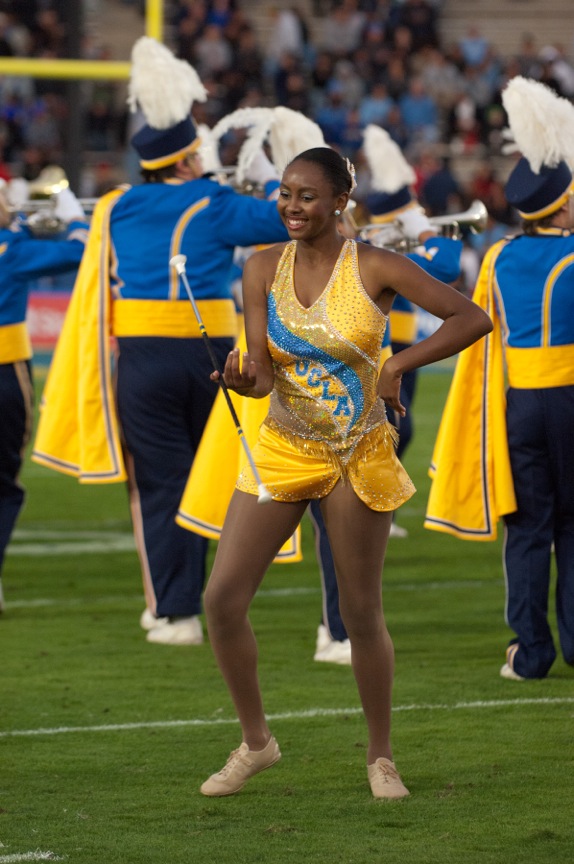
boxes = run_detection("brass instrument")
[3,166,97,236]
[359,200,488,251]
[15,200,97,237]
[11,162,262,238]
[28,164,69,199]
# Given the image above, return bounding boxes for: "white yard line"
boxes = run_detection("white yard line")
[1,698,572,740]
[4,578,495,610]
[7,529,135,556]
[0,853,64,862]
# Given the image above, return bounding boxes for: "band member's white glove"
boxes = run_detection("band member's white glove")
[244,148,279,186]
[54,187,86,222]
[6,177,30,210]
[397,207,434,241]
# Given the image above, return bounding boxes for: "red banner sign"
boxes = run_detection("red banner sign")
[27,292,71,350]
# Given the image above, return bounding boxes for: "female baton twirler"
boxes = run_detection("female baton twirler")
[200,147,492,799]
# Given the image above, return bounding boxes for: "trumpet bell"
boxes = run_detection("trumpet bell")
[28,165,69,200]
[359,200,489,251]
[430,199,488,236]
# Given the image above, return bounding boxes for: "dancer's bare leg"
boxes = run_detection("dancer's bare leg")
[204,490,308,750]
[320,483,394,764]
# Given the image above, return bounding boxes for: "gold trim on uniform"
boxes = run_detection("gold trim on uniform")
[112,298,239,338]
[506,344,574,388]
[0,322,32,363]
[389,309,417,344]
[519,181,574,220]
[139,137,202,170]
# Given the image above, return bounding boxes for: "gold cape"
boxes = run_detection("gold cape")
[424,240,517,540]
[176,328,302,563]
[32,188,127,483]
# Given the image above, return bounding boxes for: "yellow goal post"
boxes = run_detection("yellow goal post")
[0,0,164,81]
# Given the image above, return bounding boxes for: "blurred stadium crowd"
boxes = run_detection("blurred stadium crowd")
[1,0,574,274]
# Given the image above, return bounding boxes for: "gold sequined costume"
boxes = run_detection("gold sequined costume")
[237,239,415,510]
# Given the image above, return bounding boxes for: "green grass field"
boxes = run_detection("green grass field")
[1,367,572,864]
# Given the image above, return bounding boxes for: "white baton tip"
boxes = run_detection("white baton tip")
[170,254,187,274]
[257,484,273,505]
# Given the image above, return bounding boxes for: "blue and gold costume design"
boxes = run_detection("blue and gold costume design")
[0,218,87,579]
[426,229,574,677]
[237,239,415,509]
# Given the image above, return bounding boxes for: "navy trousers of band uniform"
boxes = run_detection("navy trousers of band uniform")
[308,499,348,642]
[0,361,33,575]
[116,336,233,618]
[503,385,574,678]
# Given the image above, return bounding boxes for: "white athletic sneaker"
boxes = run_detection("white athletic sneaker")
[140,608,168,631]
[315,624,331,654]
[314,637,352,665]
[499,662,525,681]
[146,615,203,645]
[389,522,408,539]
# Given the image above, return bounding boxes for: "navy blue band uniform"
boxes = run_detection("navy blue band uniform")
[33,176,289,620]
[425,71,574,676]
[109,178,289,619]
[31,34,292,638]
[493,229,574,677]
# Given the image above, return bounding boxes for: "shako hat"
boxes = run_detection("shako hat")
[502,76,574,220]
[128,37,207,170]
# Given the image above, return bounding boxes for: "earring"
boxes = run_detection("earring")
[334,209,341,216]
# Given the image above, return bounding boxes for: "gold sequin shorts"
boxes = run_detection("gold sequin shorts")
[236,418,416,512]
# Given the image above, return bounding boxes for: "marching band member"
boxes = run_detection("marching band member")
[425,77,574,681]
[32,37,289,645]
[0,182,88,610]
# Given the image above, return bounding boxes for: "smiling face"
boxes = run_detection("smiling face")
[278,159,347,241]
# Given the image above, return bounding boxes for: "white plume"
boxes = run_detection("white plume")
[127,37,207,129]
[210,107,275,142]
[210,106,328,183]
[267,107,327,176]
[210,108,275,183]
[502,75,574,172]
[196,123,221,173]
[362,124,415,193]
